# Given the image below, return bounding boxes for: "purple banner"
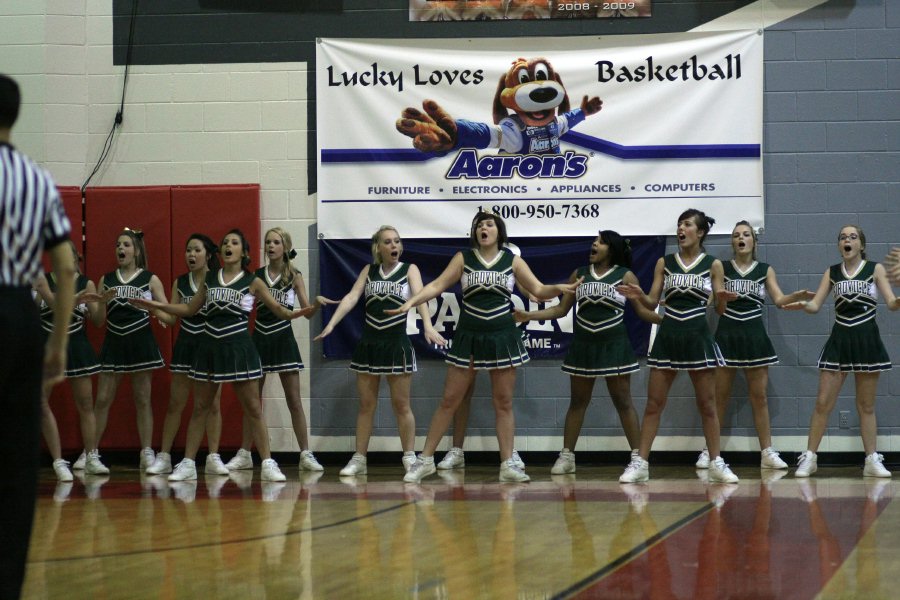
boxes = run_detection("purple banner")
[318,236,664,360]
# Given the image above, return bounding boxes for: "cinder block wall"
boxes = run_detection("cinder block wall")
[1,0,896,455]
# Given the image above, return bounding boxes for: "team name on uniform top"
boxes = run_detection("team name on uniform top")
[597,54,742,83]
[366,280,407,297]
[207,287,246,304]
[833,279,875,298]
[665,273,707,289]
[465,271,511,287]
[727,279,764,296]
[269,288,293,306]
[114,286,149,300]
[577,281,623,303]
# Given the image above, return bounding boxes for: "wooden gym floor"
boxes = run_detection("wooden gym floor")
[23,461,899,599]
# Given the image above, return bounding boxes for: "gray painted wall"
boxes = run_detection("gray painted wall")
[309,1,899,453]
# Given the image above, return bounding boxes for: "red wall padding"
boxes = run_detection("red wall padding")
[47,184,260,453]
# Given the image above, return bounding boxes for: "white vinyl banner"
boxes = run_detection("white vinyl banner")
[316,31,763,239]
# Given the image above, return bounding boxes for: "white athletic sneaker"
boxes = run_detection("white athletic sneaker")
[299,450,325,472]
[146,452,173,475]
[795,451,817,478]
[863,452,891,478]
[84,450,110,475]
[402,452,417,473]
[760,447,788,469]
[260,458,286,482]
[619,456,650,483]
[205,453,230,475]
[550,449,576,475]
[168,458,198,481]
[709,456,739,483]
[436,447,465,470]
[695,448,710,469]
[340,452,367,476]
[511,449,525,469]
[403,456,436,483]
[225,448,254,470]
[140,447,156,470]
[53,459,74,482]
[73,452,86,470]
[499,458,530,483]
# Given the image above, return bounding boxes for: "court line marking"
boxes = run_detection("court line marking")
[550,502,715,599]
[28,500,414,564]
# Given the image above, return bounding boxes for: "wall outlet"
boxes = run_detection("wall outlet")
[839,411,850,429]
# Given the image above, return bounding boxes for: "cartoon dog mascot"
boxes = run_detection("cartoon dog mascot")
[396,57,602,155]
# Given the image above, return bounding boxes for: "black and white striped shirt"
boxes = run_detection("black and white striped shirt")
[0,142,70,287]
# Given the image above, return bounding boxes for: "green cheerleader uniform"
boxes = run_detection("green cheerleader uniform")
[252,267,303,373]
[169,272,207,374]
[817,261,891,372]
[715,261,778,368]
[39,273,101,378]
[563,265,639,378]
[98,269,164,372]
[447,249,529,370]
[350,262,416,375]
[190,269,262,382]
[647,253,724,370]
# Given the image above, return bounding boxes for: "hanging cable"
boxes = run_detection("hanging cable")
[81,0,138,193]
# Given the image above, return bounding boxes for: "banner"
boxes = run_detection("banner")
[409,1,652,21]
[318,236,665,359]
[316,30,763,238]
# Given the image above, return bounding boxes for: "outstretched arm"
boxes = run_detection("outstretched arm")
[782,269,831,313]
[622,270,662,324]
[873,263,900,311]
[514,270,577,323]
[251,277,315,320]
[617,257,664,310]
[408,264,447,347]
[385,252,465,315]
[512,256,581,300]
[314,265,369,341]
[765,266,816,308]
[131,284,206,318]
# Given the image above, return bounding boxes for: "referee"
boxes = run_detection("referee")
[0,73,75,600]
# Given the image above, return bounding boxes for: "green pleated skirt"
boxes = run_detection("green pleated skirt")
[253,327,304,373]
[446,325,529,370]
[817,319,891,372]
[562,324,639,378]
[715,316,778,368]
[99,326,164,373]
[648,316,723,370]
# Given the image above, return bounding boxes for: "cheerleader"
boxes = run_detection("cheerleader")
[514,230,657,474]
[315,225,445,476]
[394,211,579,483]
[618,209,740,484]
[145,234,226,475]
[701,221,814,471]
[784,225,899,478]
[133,229,313,482]
[93,228,168,469]
[33,241,110,479]
[225,227,330,473]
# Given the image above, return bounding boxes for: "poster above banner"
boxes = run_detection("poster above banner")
[316,30,763,239]
[409,1,652,21]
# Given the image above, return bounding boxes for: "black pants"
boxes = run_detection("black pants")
[0,288,43,600]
